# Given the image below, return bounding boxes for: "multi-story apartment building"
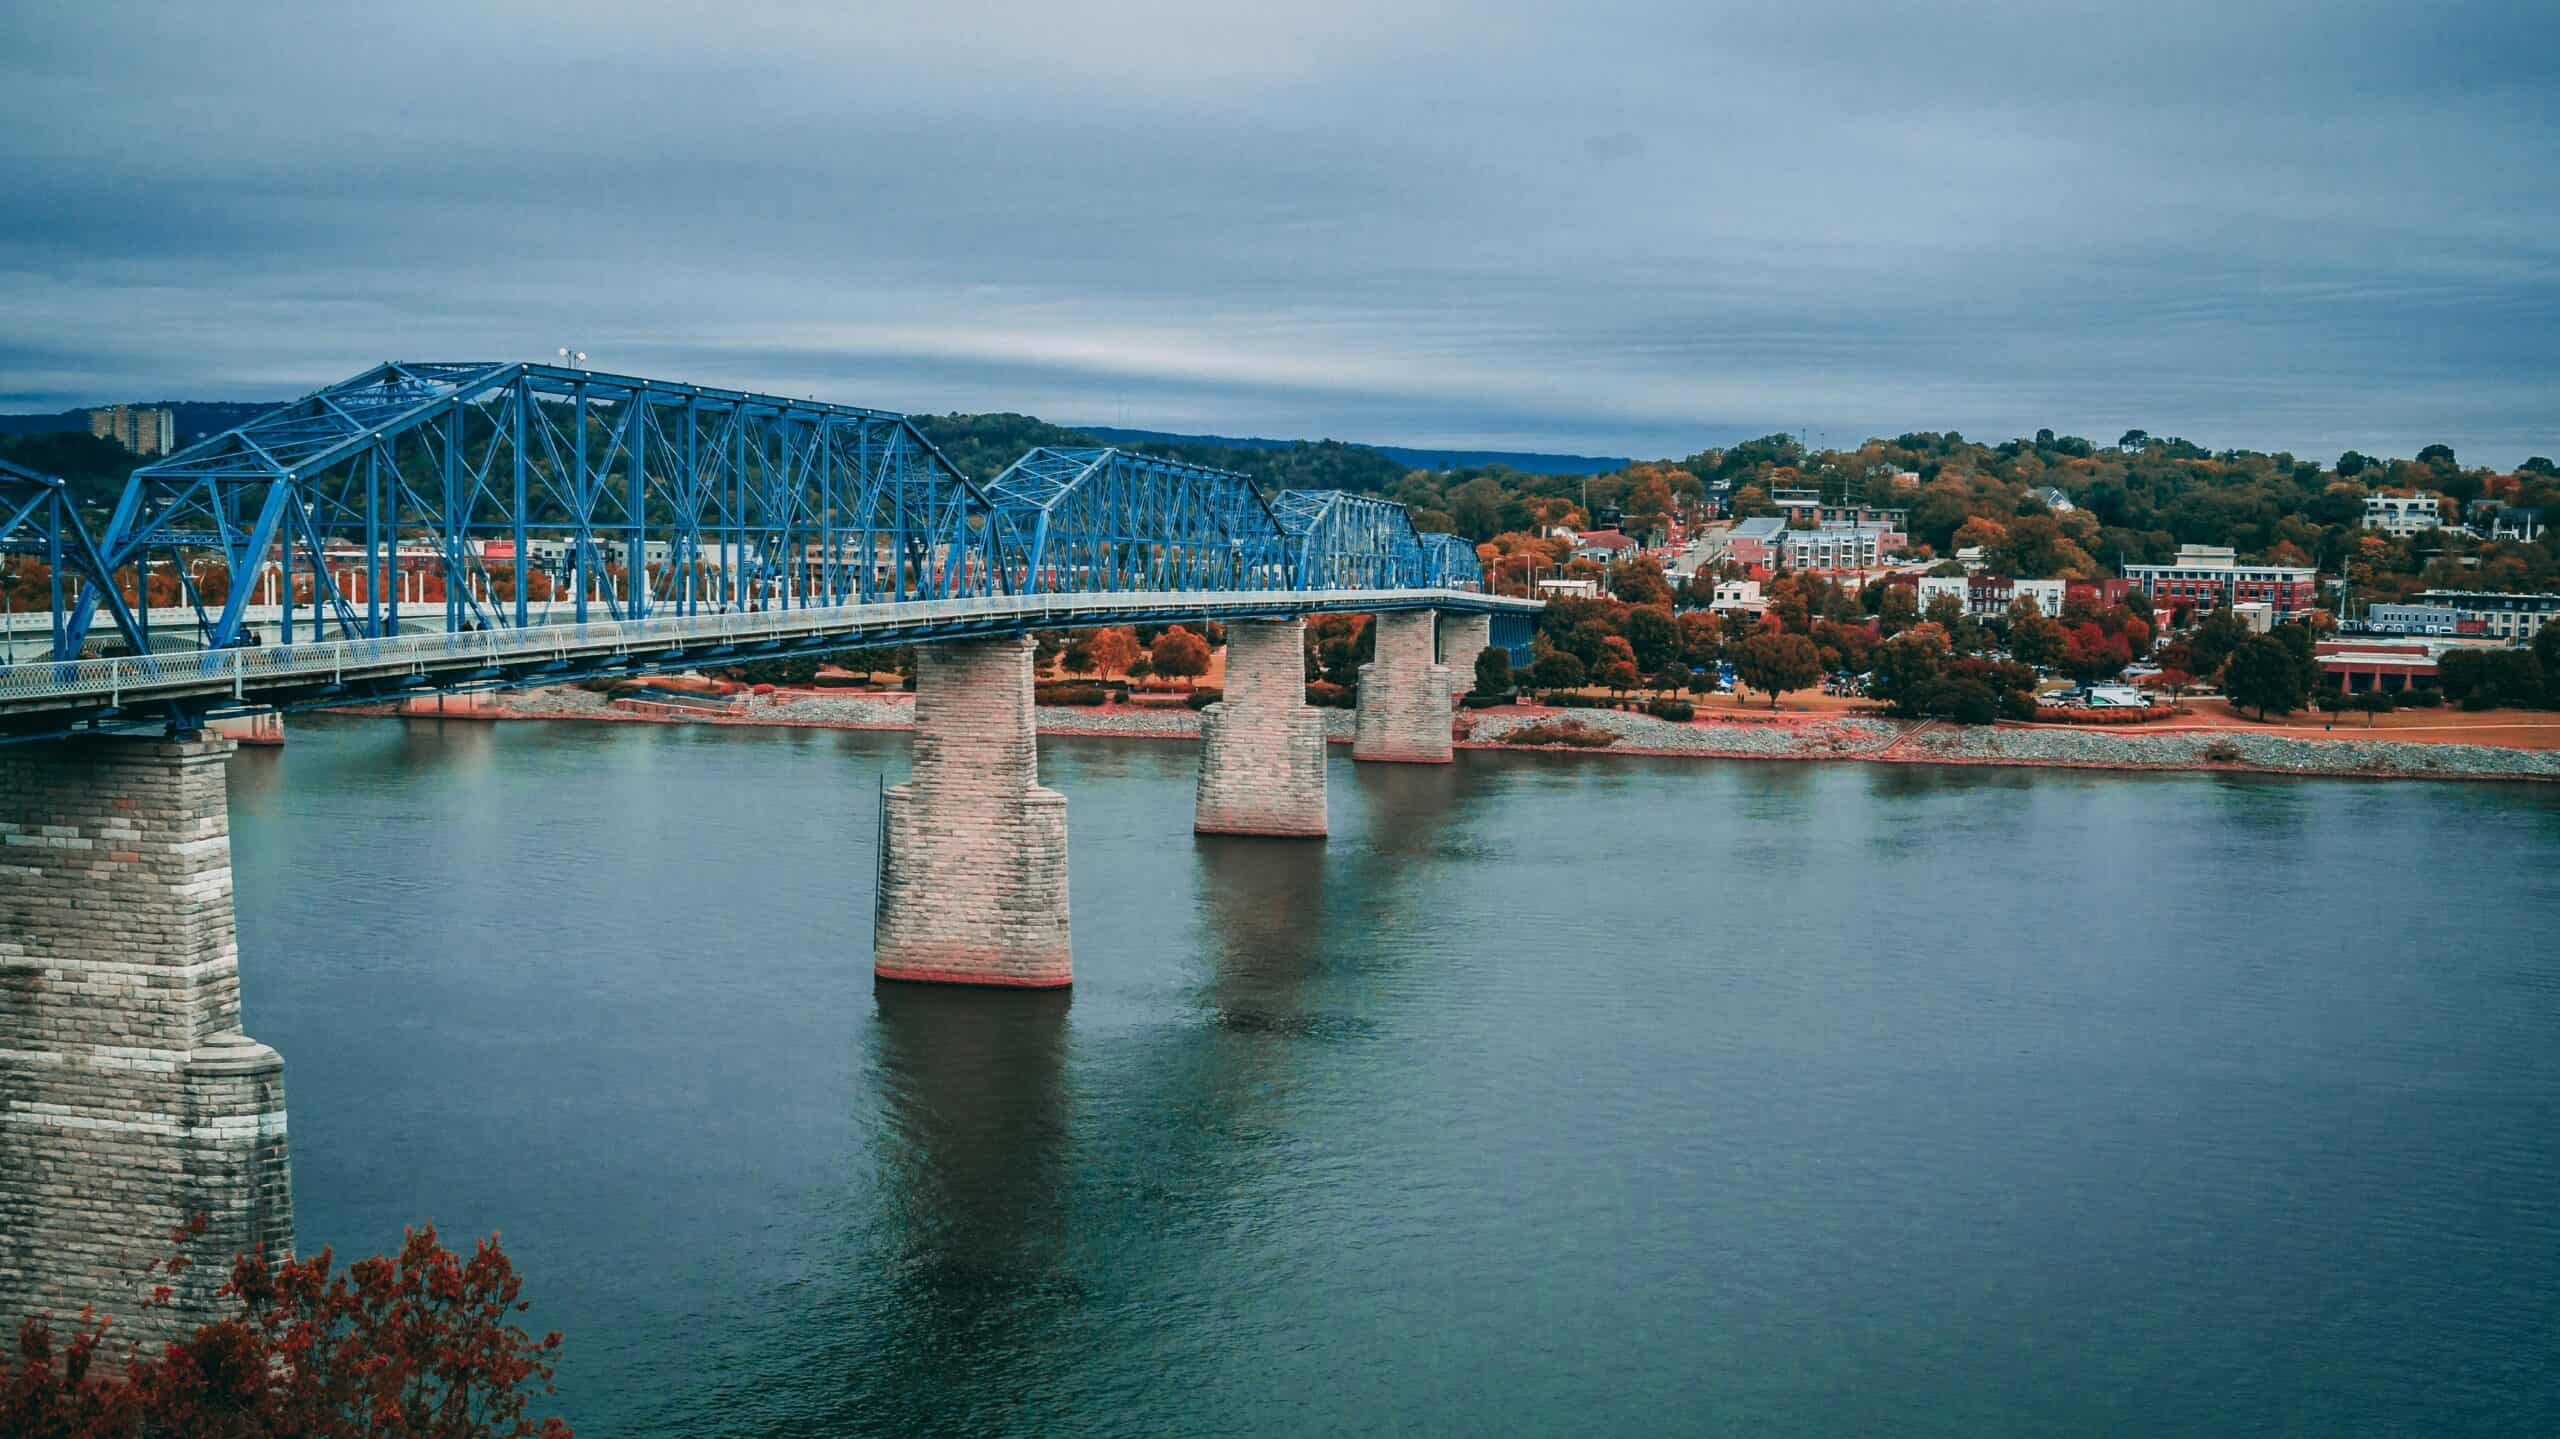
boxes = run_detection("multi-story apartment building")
[2407,590,2560,641]
[2123,545,2317,618]
[2361,493,2447,536]
[87,405,176,456]
[1778,524,1896,572]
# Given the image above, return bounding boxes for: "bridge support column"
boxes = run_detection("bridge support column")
[874,636,1072,988]
[1195,618,1327,837]
[1353,610,1454,763]
[1435,611,1492,669]
[0,735,293,1348]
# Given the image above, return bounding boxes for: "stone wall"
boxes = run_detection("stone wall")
[1353,610,1454,763]
[1195,618,1328,836]
[0,735,293,1348]
[874,637,1073,987]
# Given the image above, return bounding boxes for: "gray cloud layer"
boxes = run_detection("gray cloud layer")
[3,0,2553,463]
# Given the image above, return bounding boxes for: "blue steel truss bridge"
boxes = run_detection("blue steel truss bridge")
[0,361,1535,740]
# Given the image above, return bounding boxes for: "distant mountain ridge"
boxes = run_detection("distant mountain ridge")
[1074,426,1629,477]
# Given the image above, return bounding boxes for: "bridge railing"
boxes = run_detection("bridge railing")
[0,587,1535,711]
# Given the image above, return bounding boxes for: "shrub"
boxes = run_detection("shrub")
[2204,738,2244,764]
[1305,680,1354,708]
[1472,645,1513,698]
[1185,687,1224,710]
[1461,692,1510,709]
[2396,688,2444,708]
[1501,718,1620,748]
[2031,704,2177,724]
[1541,691,1609,709]
[1646,698,1695,722]
[1034,683,1108,706]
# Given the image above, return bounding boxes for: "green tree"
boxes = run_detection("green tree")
[2224,634,2310,719]
[1472,645,1513,698]
[1529,650,1586,691]
[1733,632,1822,709]
[2006,598,2066,668]
[1622,604,1679,673]
[2187,605,2250,678]
[1868,631,1951,716]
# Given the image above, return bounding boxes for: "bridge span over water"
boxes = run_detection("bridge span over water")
[0,362,1539,1344]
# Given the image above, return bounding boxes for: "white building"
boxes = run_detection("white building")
[1707,579,1767,621]
[2362,493,2447,537]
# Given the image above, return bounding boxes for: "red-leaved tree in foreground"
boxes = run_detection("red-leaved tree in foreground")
[2,1218,571,1438]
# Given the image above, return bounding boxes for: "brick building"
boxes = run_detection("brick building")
[2124,545,2317,618]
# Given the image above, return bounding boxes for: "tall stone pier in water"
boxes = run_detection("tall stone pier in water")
[0,735,293,1345]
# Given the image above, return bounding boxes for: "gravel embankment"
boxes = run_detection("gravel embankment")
[1902,723,2560,780]
[438,687,2560,781]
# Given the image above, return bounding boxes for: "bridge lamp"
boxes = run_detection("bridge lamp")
[557,347,588,370]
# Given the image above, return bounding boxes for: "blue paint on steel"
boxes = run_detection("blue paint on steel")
[7,362,1525,739]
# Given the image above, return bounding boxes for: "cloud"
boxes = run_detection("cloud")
[1,0,2553,464]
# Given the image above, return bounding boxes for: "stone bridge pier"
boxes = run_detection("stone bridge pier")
[1353,610,1454,764]
[1194,617,1327,837]
[1435,611,1492,671]
[0,735,294,1348]
[873,635,1073,987]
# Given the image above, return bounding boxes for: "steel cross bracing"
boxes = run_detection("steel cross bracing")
[1,458,145,661]
[6,362,1513,738]
[61,361,988,657]
[981,447,1294,594]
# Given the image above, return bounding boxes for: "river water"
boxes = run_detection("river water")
[226,716,2560,1436]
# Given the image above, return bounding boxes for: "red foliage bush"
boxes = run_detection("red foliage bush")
[1,1221,570,1438]
[2031,704,2177,724]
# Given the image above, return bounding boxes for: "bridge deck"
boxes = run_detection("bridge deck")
[0,587,1535,738]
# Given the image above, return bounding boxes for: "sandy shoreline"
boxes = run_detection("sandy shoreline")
[345,687,2560,785]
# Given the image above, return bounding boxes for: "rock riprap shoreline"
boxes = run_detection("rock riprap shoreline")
[387,687,2560,781]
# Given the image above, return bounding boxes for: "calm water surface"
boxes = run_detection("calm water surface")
[227,716,2560,1436]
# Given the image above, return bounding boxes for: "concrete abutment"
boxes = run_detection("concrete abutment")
[1195,617,1327,837]
[0,734,293,1348]
[873,636,1073,987]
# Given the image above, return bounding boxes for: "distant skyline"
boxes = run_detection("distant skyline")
[3,1,2553,468]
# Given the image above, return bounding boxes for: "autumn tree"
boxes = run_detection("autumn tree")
[1087,626,1141,677]
[1148,625,1212,685]
[1733,632,1822,709]
[1610,558,1671,606]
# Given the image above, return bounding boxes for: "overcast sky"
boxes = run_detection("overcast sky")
[2,1,2552,465]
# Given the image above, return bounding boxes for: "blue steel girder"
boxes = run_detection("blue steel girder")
[1419,532,1484,590]
[0,459,147,660]
[1270,489,1431,590]
[980,447,1290,595]
[64,362,991,653]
